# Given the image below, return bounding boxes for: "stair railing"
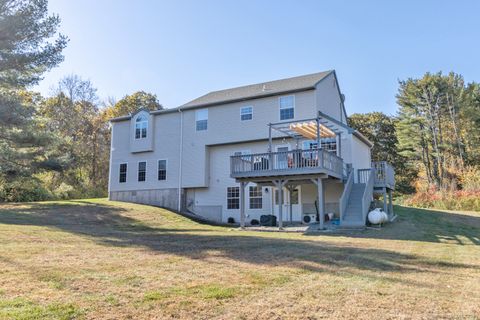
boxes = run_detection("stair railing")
[361,168,375,224]
[339,169,354,222]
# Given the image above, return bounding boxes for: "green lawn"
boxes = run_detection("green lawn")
[0,199,479,319]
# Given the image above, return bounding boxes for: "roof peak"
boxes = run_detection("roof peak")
[181,70,334,109]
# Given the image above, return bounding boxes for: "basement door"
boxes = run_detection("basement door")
[273,186,302,222]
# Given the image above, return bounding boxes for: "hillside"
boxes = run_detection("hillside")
[0,199,479,319]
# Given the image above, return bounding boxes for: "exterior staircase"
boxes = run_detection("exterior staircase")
[341,183,367,227]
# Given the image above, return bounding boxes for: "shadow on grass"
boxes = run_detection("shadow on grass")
[321,205,480,246]
[0,201,478,286]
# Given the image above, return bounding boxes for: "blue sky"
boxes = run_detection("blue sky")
[36,0,480,115]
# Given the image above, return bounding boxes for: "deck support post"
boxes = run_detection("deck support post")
[268,123,273,170]
[273,179,289,229]
[240,181,247,228]
[311,177,325,230]
[388,188,393,217]
[383,188,388,213]
[286,184,298,224]
[337,132,342,158]
[268,123,272,153]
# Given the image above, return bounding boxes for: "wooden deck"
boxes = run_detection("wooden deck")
[230,149,345,181]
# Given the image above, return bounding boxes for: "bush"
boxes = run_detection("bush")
[0,178,52,202]
[401,189,480,211]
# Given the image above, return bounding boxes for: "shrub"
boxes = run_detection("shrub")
[0,178,52,202]
[402,189,480,211]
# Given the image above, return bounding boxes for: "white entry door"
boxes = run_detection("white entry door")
[273,186,302,222]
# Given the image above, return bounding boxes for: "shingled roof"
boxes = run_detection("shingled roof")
[181,70,333,109]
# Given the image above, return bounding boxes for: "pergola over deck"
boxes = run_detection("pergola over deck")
[266,113,346,158]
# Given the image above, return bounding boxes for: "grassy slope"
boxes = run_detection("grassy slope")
[0,199,479,319]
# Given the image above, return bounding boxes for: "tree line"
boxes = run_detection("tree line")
[349,73,480,198]
[1,0,479,204]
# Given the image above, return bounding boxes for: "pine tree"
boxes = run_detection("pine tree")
[0,0,67,200]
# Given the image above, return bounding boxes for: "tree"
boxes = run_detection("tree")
[348,112,416,194]
[0,0,67,200]
[103,91,163,119]
[40,75,109,197]
[396,72,480,192]
[0,0,67,87]
[348,112,398,164]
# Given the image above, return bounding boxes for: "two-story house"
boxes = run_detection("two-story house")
[108,71,395,228]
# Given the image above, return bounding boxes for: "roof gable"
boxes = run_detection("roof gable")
[181,70,333,109]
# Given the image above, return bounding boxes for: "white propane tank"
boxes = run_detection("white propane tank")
[381,211,389,223]
[368,208,383,225]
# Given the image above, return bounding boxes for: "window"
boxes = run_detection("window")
[119,163,127,183]
[158,159,167,181]
[135,115,148,139]
[321,137,337,153]
[138,161,146,182]
[196,109,208,131]
[249,186,262,209]
[227,187,240,209]
[279,95,294,120]
[240,106,253,121]
[302,139,337,154]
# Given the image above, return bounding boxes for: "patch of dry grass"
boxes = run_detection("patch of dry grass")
[0,199,479,319]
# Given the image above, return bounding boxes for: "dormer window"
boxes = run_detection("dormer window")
[135,115,148,139]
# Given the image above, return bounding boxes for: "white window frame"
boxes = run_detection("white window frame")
[137,161,147,182]
[249,186,263,209]
[157,159,167,181]
[195,108,208,131]
[119,162,127,183]
[135,114,148,139]
[240,106,253,121]
[226,186,240,210]
[279,95,295,121]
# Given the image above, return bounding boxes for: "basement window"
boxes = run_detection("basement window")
[119,163,127,183]
[158,159,167,181]
[138,161,146,182]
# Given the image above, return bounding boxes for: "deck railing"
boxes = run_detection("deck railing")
[372,161,395,189]
[339,169,354,221]
[230,149,344,178]
[361,168,375,223]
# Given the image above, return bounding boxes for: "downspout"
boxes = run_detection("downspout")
[177,109,184,211]
[107,122,113,199]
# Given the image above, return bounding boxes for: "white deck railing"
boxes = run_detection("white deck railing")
[339,169,354,221]
[372,161,395,189]
[361,168,375,223]
[230,149,344,178]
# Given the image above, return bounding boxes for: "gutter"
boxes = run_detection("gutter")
[177,108,184,211]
